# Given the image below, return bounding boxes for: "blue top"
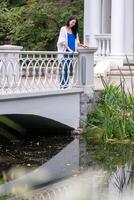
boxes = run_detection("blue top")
[67,33,75,51]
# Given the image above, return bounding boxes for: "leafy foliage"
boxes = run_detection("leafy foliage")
[0,0,84,50]
[85,78,134,143]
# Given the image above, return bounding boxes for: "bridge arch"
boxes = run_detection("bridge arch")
[0,89,82,129]
[3,114,73,136]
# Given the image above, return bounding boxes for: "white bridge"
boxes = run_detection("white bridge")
[0,45,96,129]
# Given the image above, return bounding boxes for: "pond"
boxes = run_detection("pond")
[84,140,134,200]
[0,133,73,179]
[0,131,134,199]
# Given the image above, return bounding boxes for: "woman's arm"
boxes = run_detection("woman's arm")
[57,27,73,52]
[57,27,67,47]
[63,42,73,52]
[77,34,89,48]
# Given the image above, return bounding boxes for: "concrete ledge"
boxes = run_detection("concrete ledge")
[0,45,23,51]
[0,88,84,101]
[78,47,97,53]
[0,88,82,128]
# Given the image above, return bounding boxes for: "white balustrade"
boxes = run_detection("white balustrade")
[0,46,96,96]
[0,51,79,95]
[95,34,111,57]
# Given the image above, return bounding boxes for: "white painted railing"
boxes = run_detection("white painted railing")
[95,34,111,57]
[0,46,96,96]
[0,51,79,95]
[28,180,72,200]
[11,173,88,200]
[11,170,104,200]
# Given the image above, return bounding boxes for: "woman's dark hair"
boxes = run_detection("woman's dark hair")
[66,16,78,38]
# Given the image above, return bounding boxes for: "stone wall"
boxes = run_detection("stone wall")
[80,90,101,127]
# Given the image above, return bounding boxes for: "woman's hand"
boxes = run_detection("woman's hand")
[79,43,89,48]
[67,46,74,53]
[82,44,89,48]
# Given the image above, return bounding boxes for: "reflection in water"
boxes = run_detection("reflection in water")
[0,134,73,176]
[85,139,134,200]
[109,162,134,200]
[0,139,80,196]
[0,135,134,199]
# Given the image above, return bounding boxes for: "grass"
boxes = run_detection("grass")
[85,57,134,143]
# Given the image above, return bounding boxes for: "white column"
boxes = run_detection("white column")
[102,0,111,33]
[111,0,125,56]
[84,0,90,46]
[84,0,101,47]
[124,0,133,56]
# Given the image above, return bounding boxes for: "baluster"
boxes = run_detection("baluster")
[106,39,110,56]
[95,39,98,56]
[101,39,105,56]
[32,53,34,60]
[97,39,101,56]
[109,38,111,55]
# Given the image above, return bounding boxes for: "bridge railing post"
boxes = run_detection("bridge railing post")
[78,47,97,96]
[0,45,23,84]
[78,48,97,125]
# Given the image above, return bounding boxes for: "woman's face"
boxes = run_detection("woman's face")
[69,19,76,28]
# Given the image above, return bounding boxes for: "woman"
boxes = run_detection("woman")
[57,16,87,88]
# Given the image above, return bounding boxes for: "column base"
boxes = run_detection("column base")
[109,54,134,64]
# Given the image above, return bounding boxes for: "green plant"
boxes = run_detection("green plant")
[85,58,134,142]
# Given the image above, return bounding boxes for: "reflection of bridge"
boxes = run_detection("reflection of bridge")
[0,139,80,196]
[0,138,103,200]
[0,45,96,129]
